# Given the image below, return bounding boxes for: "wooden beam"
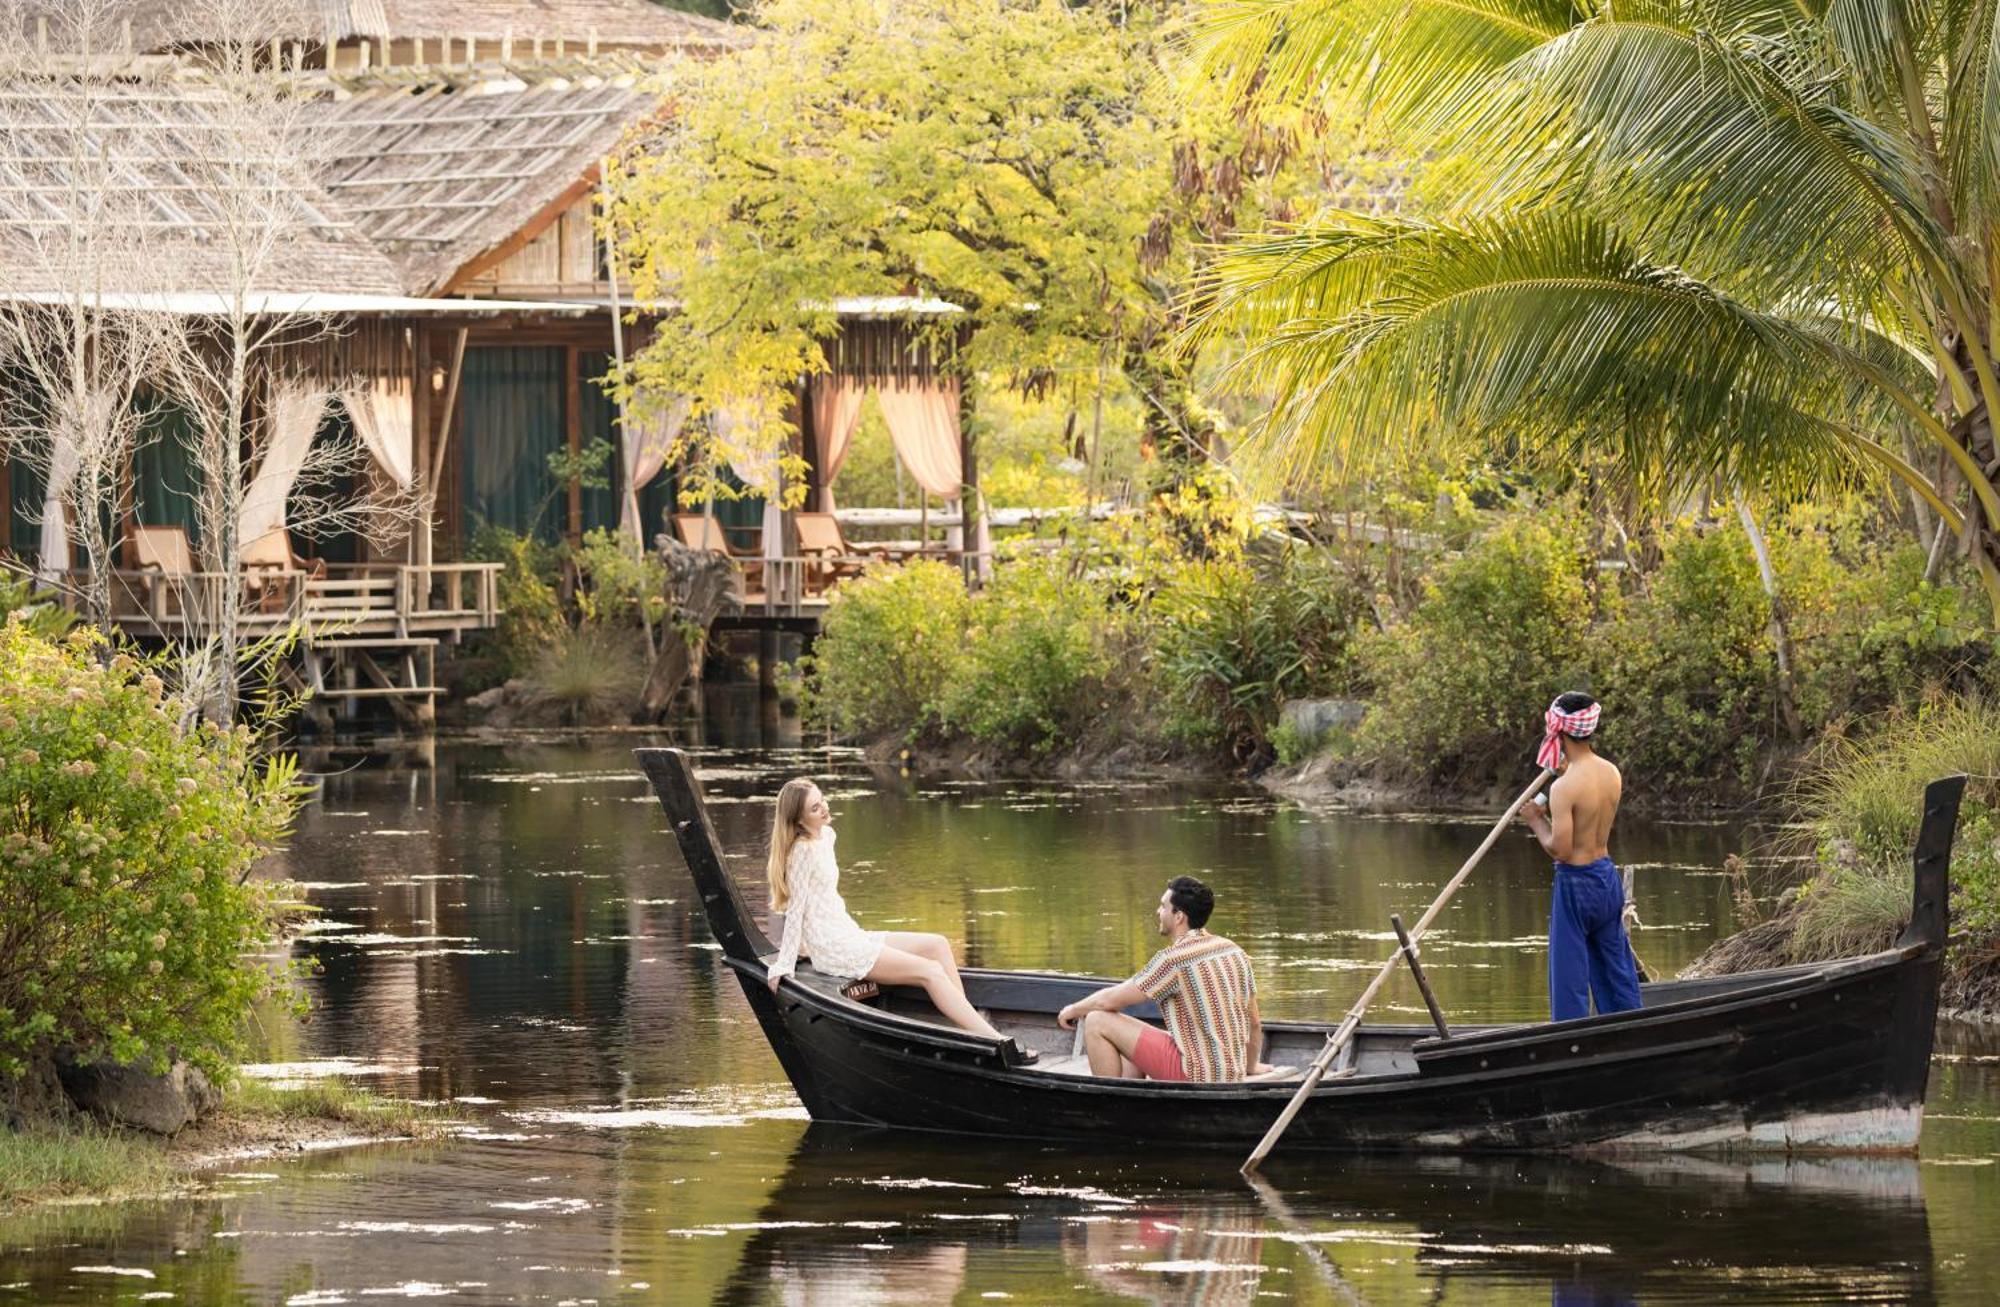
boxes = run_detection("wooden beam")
[439,170,598,295]
[565,344,583,545]
[413,329,432,567]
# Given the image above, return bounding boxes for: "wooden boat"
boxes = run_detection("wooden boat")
[639,747,1966,1155]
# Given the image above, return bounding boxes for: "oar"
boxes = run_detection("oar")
[1241,766,1555,1175]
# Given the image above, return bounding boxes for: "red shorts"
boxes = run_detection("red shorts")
[1132,1027,1188,1082]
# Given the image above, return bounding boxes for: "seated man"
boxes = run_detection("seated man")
[1056,876,1272,1082]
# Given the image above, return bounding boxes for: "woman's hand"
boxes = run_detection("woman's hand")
[767,971,785,994]
[1056,1001,1082,1030]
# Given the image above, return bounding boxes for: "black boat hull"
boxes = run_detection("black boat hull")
[640,747,1963,1156]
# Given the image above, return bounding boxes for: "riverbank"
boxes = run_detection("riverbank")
[0,1079,442,1210]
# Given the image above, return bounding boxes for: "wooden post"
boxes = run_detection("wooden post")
[1390,914,1451,1039]
[565,344,583,545]
[957,372,980,584]
[426,328,469,562]
[413,330,432,567]
[502,30,514,62]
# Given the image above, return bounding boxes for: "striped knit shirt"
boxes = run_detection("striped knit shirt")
[1129,930,1258,1083]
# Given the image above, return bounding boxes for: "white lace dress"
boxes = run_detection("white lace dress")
[768,828,886,983]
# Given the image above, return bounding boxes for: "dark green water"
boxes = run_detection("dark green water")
[1,728,1995,1305]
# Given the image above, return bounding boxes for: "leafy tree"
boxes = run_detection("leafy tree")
[610,0,1316,491]
[1190,0,2000,616]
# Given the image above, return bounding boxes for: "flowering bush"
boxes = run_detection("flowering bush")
[0,622,299,1080]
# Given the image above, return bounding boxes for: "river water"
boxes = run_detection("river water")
[2,722,1996,1305]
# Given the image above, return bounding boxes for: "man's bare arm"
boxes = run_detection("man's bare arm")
[1520,778,1579,862]
[1056,981,1151,1029]
[1243,994,1273,1076]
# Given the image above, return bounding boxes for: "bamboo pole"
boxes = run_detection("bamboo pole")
[1242,766,1554,1174]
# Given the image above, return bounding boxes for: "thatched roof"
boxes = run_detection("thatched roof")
[0,78,403,295]
[17,1,742,55]
[309,73,655,294]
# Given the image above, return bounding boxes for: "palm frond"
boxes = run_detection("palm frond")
[1195,211,1913,499]
[1942,0,2000,229]
[1191,0,1584,116]
[1448,15,1944,308]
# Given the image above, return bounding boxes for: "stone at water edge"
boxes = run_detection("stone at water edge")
[56,1054,221,1135]
[1278,698,1367,742]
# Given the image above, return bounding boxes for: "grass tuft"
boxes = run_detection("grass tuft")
[526,625,646,725]
[0,1121,171,1208]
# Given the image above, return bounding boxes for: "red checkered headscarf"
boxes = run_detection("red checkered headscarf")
[1537,697,1601,771]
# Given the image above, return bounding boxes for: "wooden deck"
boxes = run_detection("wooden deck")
[75,561,501,728]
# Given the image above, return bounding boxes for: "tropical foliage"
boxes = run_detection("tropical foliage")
[1191,0,2000,616]
[0,622,299,1081]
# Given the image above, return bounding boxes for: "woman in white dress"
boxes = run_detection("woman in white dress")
[763,778,1004,1041]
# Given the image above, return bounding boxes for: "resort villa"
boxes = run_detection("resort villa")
[0,0,989,722]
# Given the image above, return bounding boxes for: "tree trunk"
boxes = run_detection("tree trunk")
[1733,496,1802,740]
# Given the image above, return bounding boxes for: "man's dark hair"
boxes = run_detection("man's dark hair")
[1166,875,1215,929]
[1553,691,1598,738]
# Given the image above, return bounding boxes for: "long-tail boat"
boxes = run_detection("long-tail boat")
[639,747,1964,1154]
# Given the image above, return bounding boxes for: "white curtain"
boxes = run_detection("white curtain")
[238,383,329,547]
[340,376,414,490]
[808,375,867,514]
[716,404,785,563]
[35,423,81,582]
[619,393,691,538]
[877,377,962,499]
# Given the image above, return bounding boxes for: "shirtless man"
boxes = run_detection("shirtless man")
[1518,692,1643,1021]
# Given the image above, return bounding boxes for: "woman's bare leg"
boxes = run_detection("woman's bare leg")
[879,931,965,994]
[867,944,1002,1040]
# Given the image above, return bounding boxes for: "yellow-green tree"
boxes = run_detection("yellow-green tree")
[610,0,1316,487]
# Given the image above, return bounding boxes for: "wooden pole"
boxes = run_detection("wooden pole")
[1391,913,1450,1039]
[1241,766,1554,1174]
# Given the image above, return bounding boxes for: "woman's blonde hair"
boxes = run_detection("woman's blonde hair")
[766,777,818,911]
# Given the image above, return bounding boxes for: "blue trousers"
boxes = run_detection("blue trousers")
[1549,857,1643,1021]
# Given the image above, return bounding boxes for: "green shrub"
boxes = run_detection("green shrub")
[466,523,565,684]
[0,623,298,1081]
[939,556,1121,754]
[1594,524,1775,787]
[806,560,971,738]
[1150,548,1365,753]
[0,576,76,641]
[1791,701,2000,953]
[1357,517,1596,780]
[571,528,669,631]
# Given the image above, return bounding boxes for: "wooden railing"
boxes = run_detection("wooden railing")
[83,562,502,639]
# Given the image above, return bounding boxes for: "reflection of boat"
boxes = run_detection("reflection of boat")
[642,748,1964,1155]
[717,1127,1935,1306]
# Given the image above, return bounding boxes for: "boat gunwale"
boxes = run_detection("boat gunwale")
[725,944,1925,1098]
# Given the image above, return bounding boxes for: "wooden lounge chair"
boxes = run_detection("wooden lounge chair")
[130,524,196,621]
[793,512,870,591]
[673,513,762,597]
[241,529,323,613]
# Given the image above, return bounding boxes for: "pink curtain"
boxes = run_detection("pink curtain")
[876,377,962,500]
[619,393,690,538]
[808,375,866,513]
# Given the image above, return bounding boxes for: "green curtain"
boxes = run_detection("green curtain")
[291,403,359,564]
[461,346,566,543]
[577,351,620,537]
[7,455,44,558]
[576,350,679,543]
[131,401,202,547]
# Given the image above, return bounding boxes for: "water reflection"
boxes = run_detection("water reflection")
[713,1129,1939,1306]
[0,738,1991,1303]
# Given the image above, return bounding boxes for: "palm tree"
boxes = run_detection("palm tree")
[1187,0,2000,613]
